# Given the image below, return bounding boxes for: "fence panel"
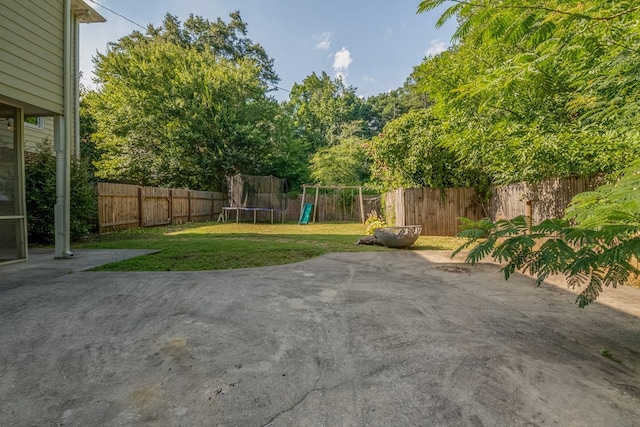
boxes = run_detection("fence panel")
[190,190,216,222]
[212,192,227,219]
[142,186,171,227]
[401,187,483,236]
[383,176,601,237]
[171,188,190,224]
[488,176,599,224]
[97,183,141,232]
[98,183,227,233]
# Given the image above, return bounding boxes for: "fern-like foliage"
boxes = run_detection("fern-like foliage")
[565,159,640,228]
[451,146,640,307]
[455,215,640,307]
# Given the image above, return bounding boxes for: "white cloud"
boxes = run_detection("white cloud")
[362,75,375,83]
[314,32,331,50]
[333,47,352,82]
[425,39,448,57]
[333,47,352,71]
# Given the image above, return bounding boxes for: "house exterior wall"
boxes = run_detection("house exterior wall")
[24,118,55,153]
[0,1,65,116]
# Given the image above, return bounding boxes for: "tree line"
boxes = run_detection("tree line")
[81,3,639,195]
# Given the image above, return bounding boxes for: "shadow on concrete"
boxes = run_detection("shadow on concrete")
[0,248,159,291]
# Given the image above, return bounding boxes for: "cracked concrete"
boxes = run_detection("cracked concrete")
[1,249,640,426]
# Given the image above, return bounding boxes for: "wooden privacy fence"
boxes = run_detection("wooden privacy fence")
[384,176,600,236]
[487,176,600,224]
[294,185,381,222]
[97,183,227,233]
[98,183,381,232]
[385,187,482,236]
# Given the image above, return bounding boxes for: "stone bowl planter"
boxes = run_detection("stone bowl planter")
[374,225,422,249]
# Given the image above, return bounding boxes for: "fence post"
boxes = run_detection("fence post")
[358,186,365,224]
[188,190,192,222]
[398,188,405,227]
[214,191,216,221]
[526,200,533,233]
[169,189,173,224]
[138,186,144,228]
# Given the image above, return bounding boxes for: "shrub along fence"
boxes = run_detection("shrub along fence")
[97,183,227,233]
[384,176,601,236]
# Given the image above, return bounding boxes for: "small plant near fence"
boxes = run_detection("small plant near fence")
[365,210,386,235]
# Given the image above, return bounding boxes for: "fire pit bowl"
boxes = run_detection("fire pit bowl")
[374,225,422,249]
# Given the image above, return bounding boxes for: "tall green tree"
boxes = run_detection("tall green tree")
[421,0,640,306]
[132,12,278,86]
[310,121,371,186]
[364,79,431,134]
[286,72,374,153]
[413,0,640,185]
[88,13,304,190]
[367,109,483,190]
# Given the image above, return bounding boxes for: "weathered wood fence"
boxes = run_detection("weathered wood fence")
[384,176,601,236]
[285,193,381,223]
[385,187,482,236]
[97,183,382,232]
[97,183,227,233]
[99,175,597,235]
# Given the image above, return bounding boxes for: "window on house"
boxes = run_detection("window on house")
[24,116,44,129]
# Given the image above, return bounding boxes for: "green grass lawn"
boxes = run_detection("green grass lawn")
[75,222,465,271]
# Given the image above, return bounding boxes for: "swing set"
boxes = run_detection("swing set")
[298,185,367,224]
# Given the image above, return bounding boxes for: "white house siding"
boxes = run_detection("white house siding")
[0,1,65,116]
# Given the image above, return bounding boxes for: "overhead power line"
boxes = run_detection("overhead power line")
[87,0,146,30]
[85,0,290,96]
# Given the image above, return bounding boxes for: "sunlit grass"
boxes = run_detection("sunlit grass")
[76,221,463,271]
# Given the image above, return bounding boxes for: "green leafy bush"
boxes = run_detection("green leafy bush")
[365,210,386,235]
[25,142,97,244]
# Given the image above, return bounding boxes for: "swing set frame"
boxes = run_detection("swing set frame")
[298,185,366,224]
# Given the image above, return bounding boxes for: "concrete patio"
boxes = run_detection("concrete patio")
[1,249,639,426]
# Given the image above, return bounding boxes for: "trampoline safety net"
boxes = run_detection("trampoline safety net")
[225,174,287,209]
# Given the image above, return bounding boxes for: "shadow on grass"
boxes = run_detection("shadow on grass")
[78,222,464,271]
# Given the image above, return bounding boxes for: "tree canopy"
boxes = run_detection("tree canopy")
[81,3,640,196]
[286,72,375,151]
[367,109,483,189]
[411,0,640,185]
[87,13,305,190]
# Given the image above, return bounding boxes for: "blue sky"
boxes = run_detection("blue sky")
[80,0,456,101]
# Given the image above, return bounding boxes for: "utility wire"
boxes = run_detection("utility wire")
[87,0,146,30]
[86,0,290,96]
